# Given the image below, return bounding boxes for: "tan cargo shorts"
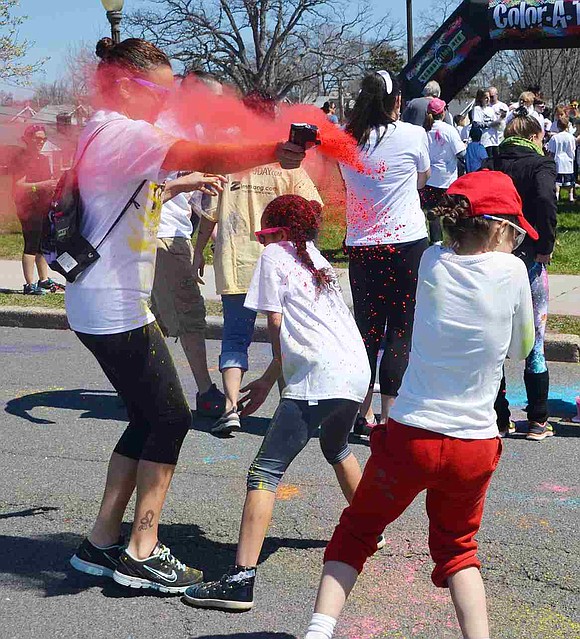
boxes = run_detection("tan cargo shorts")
[151,237,207,337]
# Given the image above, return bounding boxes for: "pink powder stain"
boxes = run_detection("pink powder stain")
[539,482,573,494]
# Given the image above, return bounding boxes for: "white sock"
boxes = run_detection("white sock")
[304,613,337,639]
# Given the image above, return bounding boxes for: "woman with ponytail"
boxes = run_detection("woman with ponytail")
[68,37,304,594]
[182,194,374,612]
[486,107,557,441]
[341,71,431,435]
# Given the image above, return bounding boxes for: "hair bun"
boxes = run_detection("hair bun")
[514,105,529,118]
[96,37,115,60]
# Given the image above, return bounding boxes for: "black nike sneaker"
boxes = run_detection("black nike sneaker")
[113,541,203,594]
[70,537,125,578]
[182,565,256,611]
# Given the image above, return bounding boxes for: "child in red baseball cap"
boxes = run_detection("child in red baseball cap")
[303,170,535,639]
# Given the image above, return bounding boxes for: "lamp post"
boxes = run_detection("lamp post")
[101,0,124,44]
[406,0,414,62]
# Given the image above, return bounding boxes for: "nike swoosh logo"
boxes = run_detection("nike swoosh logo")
[143,565,178,583]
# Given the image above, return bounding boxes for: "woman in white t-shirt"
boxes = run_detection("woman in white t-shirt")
[68,37,305,594]
[182,194,372,612]
[422,97,466,242]
[548,115,577,202]
[303,171,535,639]
[340,70,431,434]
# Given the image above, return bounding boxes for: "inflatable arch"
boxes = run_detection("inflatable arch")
[400,0,580,101]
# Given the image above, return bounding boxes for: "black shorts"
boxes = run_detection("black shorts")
[16,207,43,256]
[556,173,575,187]
[76,321,192,465]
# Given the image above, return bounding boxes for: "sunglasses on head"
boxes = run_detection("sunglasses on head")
[483,215,526,249]
[254,227,289,244]
[116,77,171,98]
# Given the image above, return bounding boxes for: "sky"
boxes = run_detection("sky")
[1,0,433,98]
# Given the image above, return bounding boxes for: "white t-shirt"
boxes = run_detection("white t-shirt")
[426,121,465,189]
[244,241,371,403]
[472,105,496,147]
[340,122,430,246]
[488,101,509,146]
[66,110,176,335]
[390,246,534,440]
[548,131,577,175]
[156,113,195,239]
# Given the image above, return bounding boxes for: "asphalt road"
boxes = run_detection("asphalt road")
[0,327,579,639]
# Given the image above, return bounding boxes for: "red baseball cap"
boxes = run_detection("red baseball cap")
[447,170,539,240]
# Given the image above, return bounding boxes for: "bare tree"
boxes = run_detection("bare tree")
[503,48,580,107]
[0,0,46,82]
[126,0,401,98]
[33,79,74,107]
[64,42,97,104]
[418,0,461,38]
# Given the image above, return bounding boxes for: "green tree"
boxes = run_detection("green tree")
[368,44,406,74]
[0,0,46,83]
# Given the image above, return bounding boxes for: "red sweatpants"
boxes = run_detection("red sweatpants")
[324,419,502,587]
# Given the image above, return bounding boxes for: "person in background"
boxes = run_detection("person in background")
[402,80,453,127]
[151,169,227,417]
[12,124,60,295]
[471,89,504,159]
[486,108,557,441]
[465,125,488,173]
[487,86,509,157]
[341,70,430,435]
[152,73,227,419]
[506,91,537,125]
[548,115,577,203]
[453,113,469,140]
[192,91,322,436]
[422,98,466,243]
[302,171,535,639]
[321,101,339,124]
[549,105,573,136]
[533,98,547,133]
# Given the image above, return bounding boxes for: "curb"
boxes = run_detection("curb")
[0,307,579,364]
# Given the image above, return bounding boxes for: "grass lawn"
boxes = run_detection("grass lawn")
[1,293,578,337]
[2,202,579,272]
[0,292,224,317]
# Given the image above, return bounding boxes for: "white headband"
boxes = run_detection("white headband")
[376,70,393,95]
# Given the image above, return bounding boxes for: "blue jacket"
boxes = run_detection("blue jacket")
[465,141,488,173]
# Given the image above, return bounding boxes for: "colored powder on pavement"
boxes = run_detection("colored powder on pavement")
[276,484,300,500]
[538,482,573,494]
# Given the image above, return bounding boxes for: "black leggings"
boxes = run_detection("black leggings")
[76,321,191,465]
[247,398,358,492]
[348,238,428,396]
[16,208,43,256]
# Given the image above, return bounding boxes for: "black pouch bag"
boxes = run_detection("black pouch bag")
[41,124,145,283]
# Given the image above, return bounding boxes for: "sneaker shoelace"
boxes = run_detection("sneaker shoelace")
[157,544,187,572]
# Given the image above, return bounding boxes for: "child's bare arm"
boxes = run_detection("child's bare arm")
[239,312,283,416]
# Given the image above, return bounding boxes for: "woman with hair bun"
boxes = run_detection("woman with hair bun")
[182,194,373,612]
[340,70,431,435]
[68,37,305,594]
[487,108,557,441]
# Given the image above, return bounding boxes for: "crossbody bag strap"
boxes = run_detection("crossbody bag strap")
[73,122,111,169]
[94,179,147,250]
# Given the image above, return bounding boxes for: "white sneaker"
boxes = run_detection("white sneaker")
[211,407,241,435]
